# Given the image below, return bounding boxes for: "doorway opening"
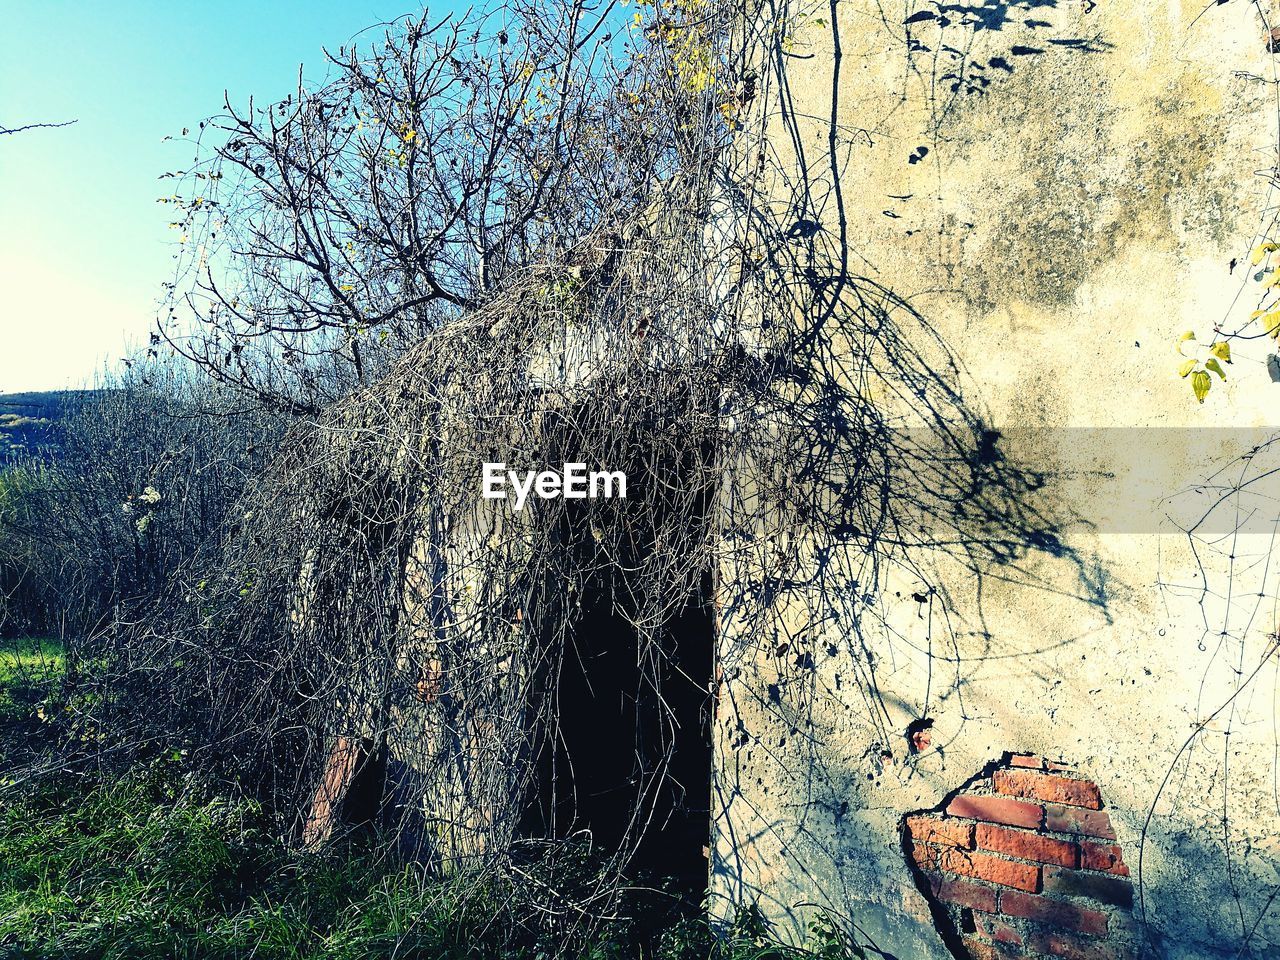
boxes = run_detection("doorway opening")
[532,567,715,891]
[519,393,719,898]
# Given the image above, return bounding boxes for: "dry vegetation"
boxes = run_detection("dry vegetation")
[0,1,1063,955]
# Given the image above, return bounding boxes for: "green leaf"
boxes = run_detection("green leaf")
[1205,358,1226,380]
[1191,370,1211,403]
[1179,359,1197,378]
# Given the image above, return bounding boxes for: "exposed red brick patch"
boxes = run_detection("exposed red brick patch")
[929,876,998,913]
[302,735,364,848]
[912,842,1040,892]
[973,915,1024,946]
[999,890,1108,936]
[1043,865,1133,907]
[994,769,1102,810]
[976,823,1078,867]
[903,755,1137,960]
[1028,929,1127,960]
[906,815,974,848]
[908,717,935,754]
[1045,803,1116,840]
[948,793,1043,829]
[964,936,1022,960]
[1081,841,1130,877]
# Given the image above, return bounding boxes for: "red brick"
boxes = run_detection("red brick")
[1080,842,1130,876]
[1009,753,1043,768]
[1045,803,1116,840]
[915,843,1040,892]
[998,891,1108,936]
[929,875,998,913]
[1043,865,1133,907]
[976,823,1079,867]
[1026,929,1126,960]
[911,842,933,868]
[906,815,974,848]
[994,769,1102,810]
[964,936,1023,960]
[948,793,1044,829]
[974,915,1024,946]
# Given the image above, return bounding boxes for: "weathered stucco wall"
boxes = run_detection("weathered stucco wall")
[711,2,1280,957]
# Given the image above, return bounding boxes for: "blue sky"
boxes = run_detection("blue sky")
[0,1,445,393]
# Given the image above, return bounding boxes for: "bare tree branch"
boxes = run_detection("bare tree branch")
[0,119,78,135]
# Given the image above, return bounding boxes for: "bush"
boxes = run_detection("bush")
[0,361,280,643]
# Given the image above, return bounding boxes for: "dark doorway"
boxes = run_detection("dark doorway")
[519,387,719,899]
[524,568,716,894]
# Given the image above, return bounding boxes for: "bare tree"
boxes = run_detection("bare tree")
[163,2,720,414]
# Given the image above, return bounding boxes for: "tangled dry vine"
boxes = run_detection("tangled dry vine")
[14,0,1099,948]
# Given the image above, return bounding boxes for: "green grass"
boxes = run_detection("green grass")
[0,636,63,685]
[0,771,866,960]
[0,644,867,960]
[0,637,63,726]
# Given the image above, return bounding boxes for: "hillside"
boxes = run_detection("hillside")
[0,392,77,464]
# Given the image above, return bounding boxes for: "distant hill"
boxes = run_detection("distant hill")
[0,392,79,465]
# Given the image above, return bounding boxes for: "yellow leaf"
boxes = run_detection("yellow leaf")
[1252,242,1280,266]
[1209,341,1231,363]
[1178,359,1197,378]
[1191,370,1211,403]
[1205,358,1226,380]
[1179,331,1196,343]
[1265,268,1280,289]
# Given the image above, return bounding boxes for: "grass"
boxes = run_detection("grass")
[0,642,867,960]
[0,638,63,724]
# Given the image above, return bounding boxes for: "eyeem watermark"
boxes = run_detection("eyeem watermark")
[482,462,627,511]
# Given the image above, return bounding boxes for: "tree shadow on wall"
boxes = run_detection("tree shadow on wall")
[707,2,1115,950]
[902,0,1112,99]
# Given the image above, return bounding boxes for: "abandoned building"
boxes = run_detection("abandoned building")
[188,3,1280,960]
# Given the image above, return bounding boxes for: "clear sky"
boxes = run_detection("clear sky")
[0,1,444,394]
